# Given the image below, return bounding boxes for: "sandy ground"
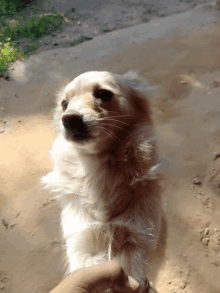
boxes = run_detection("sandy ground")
[1,2,220,293]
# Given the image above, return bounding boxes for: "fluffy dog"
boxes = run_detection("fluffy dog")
[41,71,166,293]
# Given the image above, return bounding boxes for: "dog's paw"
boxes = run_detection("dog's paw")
[133,278,152,293]
[148,282,158,293]
[40,172,54,188]
[136,279,150,293]
[40,171,68,196]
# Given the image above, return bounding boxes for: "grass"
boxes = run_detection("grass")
[0,13,63,74]
[0,0,34,15]
[64,7,76,17]
[0,38,27,74]
[142,18,148,23]
[143,8,156,15]
[0,13,63,42]
[69,36,93,46]
[103,29,115,34]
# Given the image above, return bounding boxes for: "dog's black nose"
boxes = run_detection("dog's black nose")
[62,113,88,140]
[62,113,83,131]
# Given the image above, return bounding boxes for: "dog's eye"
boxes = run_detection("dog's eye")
[95,89,113,102]
[61,100,68,111]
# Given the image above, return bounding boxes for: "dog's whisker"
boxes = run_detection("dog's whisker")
[101,128,118,141]
[104,128,120,141]
[98,127,114,139]
[97,114,132,119]
[106,111,132,117]
[100,123,129,133]
[99,126,119,141]
[96,118,130,126]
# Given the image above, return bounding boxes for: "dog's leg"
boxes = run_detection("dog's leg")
[65,235,108,273]
[110,214,167,293]
[62,205,110,274]
[112,248,149,293]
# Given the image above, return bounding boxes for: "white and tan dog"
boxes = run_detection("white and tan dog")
[41,71,166,292]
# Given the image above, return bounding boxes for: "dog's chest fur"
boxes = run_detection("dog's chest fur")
[51,128,158,221]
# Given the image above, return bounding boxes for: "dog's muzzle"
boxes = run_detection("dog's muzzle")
[62,113,89,141]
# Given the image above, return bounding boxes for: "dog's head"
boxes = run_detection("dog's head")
[55,71,153,152]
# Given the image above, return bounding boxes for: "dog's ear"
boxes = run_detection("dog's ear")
[120,71,151,117]
[121,70,158,95]
[121,70,146,89]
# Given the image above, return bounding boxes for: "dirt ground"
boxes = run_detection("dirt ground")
[0,2,220,293]
[13,0,212,55]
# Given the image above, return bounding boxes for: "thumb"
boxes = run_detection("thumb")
[78,261,140,292]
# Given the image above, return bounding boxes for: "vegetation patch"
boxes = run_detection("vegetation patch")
[69,36,93,46]
[64,7,76,17]
[0,13,63,41]
[0,13,63,74]
[103,29,115,34]
[143,8,156,15]
[0,38,26,74]
[0,0,34,15]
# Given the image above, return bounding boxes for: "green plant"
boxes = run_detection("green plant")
[0,0,34,15]
[143,8,156,15]
[0,38,26,74]
[142,17,148,23]
[22,40,39,54]
[0,13,63,74]
[103,29,114,34]
[69,36,92,46]
[0,13,63,42]
[64,7,76,17]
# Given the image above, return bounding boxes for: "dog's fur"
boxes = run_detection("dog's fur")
[41,71,166,292]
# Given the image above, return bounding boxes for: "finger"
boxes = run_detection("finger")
[50,261,140,293]
[72,261,140,293]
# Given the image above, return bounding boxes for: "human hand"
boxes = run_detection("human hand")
[49,261,149,293]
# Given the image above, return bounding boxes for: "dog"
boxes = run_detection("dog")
[41,71,166,293]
